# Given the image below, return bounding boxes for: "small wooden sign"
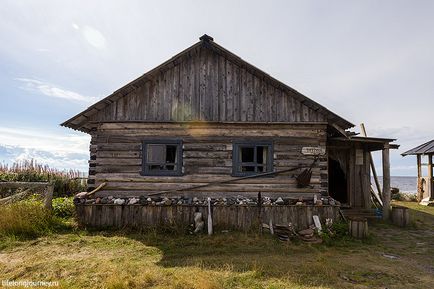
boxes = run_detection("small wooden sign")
[301,147,326,156]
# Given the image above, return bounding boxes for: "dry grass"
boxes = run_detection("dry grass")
[0,201,433,289]
[0,198,71,243]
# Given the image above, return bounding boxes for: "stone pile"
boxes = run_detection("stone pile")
[74,194,340,207]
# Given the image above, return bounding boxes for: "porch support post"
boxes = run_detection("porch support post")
[382,144,391,220]
[417,155,422,201]
[428,154,433,200]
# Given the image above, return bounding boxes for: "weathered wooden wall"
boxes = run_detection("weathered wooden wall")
[88,122,328,198]
[88,46,327,124]
[75,204,340,231]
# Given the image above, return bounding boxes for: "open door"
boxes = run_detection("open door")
[328,158,348,204]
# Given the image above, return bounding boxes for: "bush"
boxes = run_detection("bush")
[0,198,68,239]
[52,197,75,218]
[321,220,350,245]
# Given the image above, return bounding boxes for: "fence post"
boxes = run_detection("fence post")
[44,185,54,210]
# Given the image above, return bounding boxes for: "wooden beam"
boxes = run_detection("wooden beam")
[382,144,391,220]
[0,182,49,189]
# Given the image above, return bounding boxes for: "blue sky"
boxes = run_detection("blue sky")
[0,0,433,175]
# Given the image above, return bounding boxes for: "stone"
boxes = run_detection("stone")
[298,228,314,237]
[114,198,125,205]
[315,200,323,206]
[177,200,183,205]
[95,197,101,204]
[275,197,284,205]
[129,197,139,205]
[296,201,303,206]
[147,197,152,202]
[322,198,329,205]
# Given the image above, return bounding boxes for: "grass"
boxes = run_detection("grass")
[0,201,433,288]
[0,197,73,247]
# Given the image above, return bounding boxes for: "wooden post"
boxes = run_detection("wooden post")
[417,155,422,201]
[44,185,54,210]
[428,154,433,200]
[382,144,391,220]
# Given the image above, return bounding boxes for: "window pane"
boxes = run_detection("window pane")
[241,165,255,172]
[166,145,178,163]
[257,146,268,164]
[165,164,176,171]
[147,144,166,163]
[240,147,255,162]
[148,164,164,171]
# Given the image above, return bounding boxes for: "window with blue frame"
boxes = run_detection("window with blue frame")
[232,142,273,176]
[141,140,182,176]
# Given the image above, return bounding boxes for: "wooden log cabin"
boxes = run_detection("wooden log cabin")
[62,34,398,213]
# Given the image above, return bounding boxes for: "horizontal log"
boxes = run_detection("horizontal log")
[95,173,321,184]
[101,182,319,193]
[98,122,328,131]
[0,182,50,189]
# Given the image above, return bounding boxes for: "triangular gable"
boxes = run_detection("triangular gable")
[62,35,354,132]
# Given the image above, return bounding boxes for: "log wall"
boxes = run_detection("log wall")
[75,204,340,231]
[89,122,328,198]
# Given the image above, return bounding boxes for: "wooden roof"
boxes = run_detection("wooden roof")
[331,136,399,151]
[61,34,354,132]
[402,140,434,156]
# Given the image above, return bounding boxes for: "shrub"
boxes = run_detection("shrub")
[52,197,75,218]
[321,220,350,245]
[0,197,68,239]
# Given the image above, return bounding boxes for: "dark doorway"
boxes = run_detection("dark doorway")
[328,158,348,204]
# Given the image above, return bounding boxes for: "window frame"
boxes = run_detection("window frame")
[232,141,274,177]
[140,139,183,176]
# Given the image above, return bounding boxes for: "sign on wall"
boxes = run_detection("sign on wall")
[301,147,326,156]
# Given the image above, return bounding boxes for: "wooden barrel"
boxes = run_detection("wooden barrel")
[391,206,410,227]
[348,217,368,239]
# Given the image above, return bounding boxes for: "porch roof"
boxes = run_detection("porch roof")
[330,136,399,151]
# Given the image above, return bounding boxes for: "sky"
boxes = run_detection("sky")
[0,0,433,175]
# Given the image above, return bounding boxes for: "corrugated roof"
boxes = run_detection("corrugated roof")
[401,140,434,156]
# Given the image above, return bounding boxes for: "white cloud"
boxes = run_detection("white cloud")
[82,25,107,50]
[72,23,80,30]
[0,126,90,171]
[15,78,99,104]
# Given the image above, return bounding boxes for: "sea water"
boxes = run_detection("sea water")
[372,176,417,194]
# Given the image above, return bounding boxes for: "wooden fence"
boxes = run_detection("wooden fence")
[75,204,341,231]
[0,182,54,209]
